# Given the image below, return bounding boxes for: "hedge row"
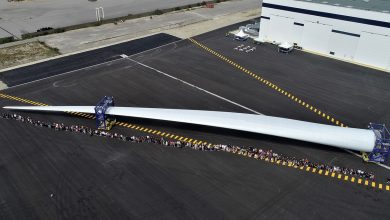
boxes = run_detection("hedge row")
[0,36,14,44]
[21,0,230,39]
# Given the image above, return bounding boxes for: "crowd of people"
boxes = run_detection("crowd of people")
[1,112,387,182]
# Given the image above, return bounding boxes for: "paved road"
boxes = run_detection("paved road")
[0,0,259,38]
[0,0,200,37]
[0,23,390,219]
[36,0,260,54]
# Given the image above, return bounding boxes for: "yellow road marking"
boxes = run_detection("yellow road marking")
[2,90,390,192]
[1,92,218,146]
[188,38,345,127]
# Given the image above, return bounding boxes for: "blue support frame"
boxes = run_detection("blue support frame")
[94,96,115,130]
[367,123,390,163]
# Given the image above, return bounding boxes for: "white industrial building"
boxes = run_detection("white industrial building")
[258,0,390,71]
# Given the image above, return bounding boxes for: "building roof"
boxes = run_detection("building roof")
[294,0,390,13]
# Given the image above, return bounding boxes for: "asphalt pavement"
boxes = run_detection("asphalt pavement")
[193,29,390,129]
[0,33,180,87]
[0,23,390,219]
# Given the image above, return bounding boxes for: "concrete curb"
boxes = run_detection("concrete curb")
[0,32,158,74]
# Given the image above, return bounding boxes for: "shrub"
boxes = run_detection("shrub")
[53,28,65,33]
[154,9,163,15]
[0,36,14,44]
[37,27,53,32]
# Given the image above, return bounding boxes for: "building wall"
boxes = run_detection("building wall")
[259,0,390,71]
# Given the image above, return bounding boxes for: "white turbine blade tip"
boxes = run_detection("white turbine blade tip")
[3,106,30,109]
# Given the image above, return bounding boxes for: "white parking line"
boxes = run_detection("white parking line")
[127,56,390,170]
[126,57,263,115]
[3,38,185,91]
[2,38,388,169]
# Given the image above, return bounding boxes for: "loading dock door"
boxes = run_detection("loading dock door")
[259,17,270,41]
[291,22,304,46]
[301,22,332,54]
[328,31,359,60]
[355,32,390,70]
[268,15,294,43]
